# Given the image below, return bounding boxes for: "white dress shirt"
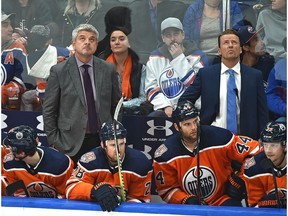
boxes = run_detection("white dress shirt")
[211,62,241,132]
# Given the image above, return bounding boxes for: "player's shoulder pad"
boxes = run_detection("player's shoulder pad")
[154,133,184,162]
[78,147,106,171]
[3,152,14,163]
[200,125,233,149]
[3,154,26,170]
[244,151,269,177]
[124,147,152,176]
[41,147,72,175]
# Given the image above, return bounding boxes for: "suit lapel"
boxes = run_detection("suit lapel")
[212,64,221,99]
[93,57,103,109]
[68,56,86,107]
[239,64,248,110]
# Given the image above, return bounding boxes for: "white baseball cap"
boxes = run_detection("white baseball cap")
[1,11,15,22]
[161,17,183,33]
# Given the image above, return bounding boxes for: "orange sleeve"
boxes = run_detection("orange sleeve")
[126,170,153,202]
[65,166,95,201]
[153,159,189,204]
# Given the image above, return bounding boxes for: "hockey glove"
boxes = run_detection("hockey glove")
[182,195,207,205]
[225,173,247,201]
[90,183,120,212]
[258,192,286,208]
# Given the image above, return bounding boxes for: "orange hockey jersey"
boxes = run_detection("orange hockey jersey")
[243,151,287,207]
[3,147,74,198]
[153,125,261,205]
[1,145,12,195]
[66,146,153,203]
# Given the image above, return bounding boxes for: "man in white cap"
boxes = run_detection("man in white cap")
[145,17,208,117]
[1,11,27,110]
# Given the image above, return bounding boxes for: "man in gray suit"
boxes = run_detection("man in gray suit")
[43,24,121,165]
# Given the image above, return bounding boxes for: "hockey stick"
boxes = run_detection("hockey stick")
[113,97,126,202]
[6,179,30,197]
[195,121,202,204]
[261,158,281,208]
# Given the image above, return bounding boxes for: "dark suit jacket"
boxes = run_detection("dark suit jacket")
[179,63,269,140]
[43,55,121,156]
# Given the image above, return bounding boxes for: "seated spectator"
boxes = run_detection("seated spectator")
[66,121,153,211]
[94,6,132,57]
[243,121,286,208]
[1,11,27,110]
[145,17,207,117]
[183,0,244,65]
[12,28,29,48]
[54,0,106,48]
[256,0,286,61]
[20,25,71,112]
[237,25,275,82]
[98,27,146,115]
[2,0,54,31]
[2,125,74,197]
[266,38,287,122]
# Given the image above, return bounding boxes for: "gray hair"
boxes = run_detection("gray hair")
[72,23,99,41]
[64,0,102,16]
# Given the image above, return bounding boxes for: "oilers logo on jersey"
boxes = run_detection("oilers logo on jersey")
[27,182,58,198]
[183,166,217,199]
[1,64,7,86]
[159,67,184,99]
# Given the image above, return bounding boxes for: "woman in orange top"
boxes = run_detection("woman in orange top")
[99,27,146,115]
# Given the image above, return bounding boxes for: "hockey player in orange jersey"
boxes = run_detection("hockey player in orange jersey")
[243,121,287,208]
[3,125,74,198]
[153,100,261,206]
[1,144,11,196]
[65,121,153,212]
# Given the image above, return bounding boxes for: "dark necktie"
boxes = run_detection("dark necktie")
[82,64,98,133]
[227,69,237,134]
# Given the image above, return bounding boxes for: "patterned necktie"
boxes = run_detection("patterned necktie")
[82,64,98,133]
[227,69,237,134]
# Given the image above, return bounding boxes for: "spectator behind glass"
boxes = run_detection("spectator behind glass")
[237,25,275,82]
[1,11,27,111]
[54,0,106,48]
[256,0,287,61]
[2,0,54,31]
[94,6,132,57]
[183,0,243,65]
[145,17,207,118]
[2,125,74,198]
[20,25,71,112]
[266,37,287,122]
[98,27,146,115]
[179,29,269,140]
[43,24,121,166]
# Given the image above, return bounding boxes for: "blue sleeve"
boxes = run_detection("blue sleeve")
[231,1,244,29]
[266,67,287,116]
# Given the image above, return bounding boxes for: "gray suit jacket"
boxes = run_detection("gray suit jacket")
[43,55,121,156]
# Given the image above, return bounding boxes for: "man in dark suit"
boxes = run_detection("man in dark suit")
[179,29,268,140]
[43,23,122,165]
